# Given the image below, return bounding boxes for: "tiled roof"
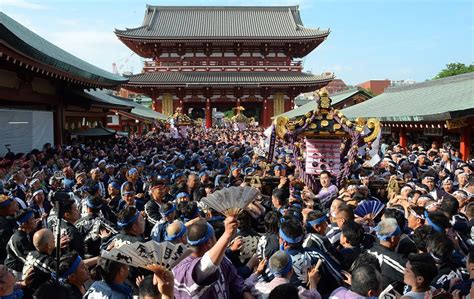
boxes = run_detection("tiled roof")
[84,90,134,109]
[0,13,127,86]
[124,71,334,87]
[276,88,371,119]
[115,5,329,39]
[342,72,474,121]
[87,90,167,120]
[329,88,372,105]
[125,100,168,120]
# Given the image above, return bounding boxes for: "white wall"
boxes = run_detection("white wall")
[0,109,54,156]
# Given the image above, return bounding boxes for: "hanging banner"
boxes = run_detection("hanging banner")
[305,139,341,176]
[266,125,276,163]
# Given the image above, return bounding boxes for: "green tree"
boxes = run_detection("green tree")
[434,63,474,79]
[223,110,235,119]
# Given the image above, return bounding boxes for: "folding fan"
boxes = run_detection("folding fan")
[200,186,260,217]
[101,240,191,270]
[378,284,401,299]
[354,200,385,219]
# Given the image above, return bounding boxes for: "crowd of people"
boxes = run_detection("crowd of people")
[0,126,472,299]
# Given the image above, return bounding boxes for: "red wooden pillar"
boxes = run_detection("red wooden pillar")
[153,98,162,113]
[261,87,271,128]
[460,127,471,160]
[284,97,293,112]
[205,98,212,128]
[285,87,297,112]
[399,127,407,149]
[137,122,143,135]
[151,91,162,113]
[267,97,274,125]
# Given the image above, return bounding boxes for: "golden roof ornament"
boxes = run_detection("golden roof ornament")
[317,87,331,111]
[271,85,382,191]
[171,107,192,126]
[232,106,250,124]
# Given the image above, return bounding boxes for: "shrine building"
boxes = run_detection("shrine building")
[116,5,334,127]
[0,12,130,153]
[342,72,474,160]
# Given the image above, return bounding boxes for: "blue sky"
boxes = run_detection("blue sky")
[1,0,472,85]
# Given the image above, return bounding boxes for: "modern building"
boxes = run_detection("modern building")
[343,72,474,160]
[323,78,348,94]
[115,5,334,127]
[357,79,390,95]
[390,79,416,87]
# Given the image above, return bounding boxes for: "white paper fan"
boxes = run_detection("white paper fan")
[201,186,260,217]
[101,241,191,270]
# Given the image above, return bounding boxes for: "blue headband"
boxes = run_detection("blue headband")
[187,223,214,246]
[424,211,444,232]
[270,252,293,277]
[279,228,303,244]
[117,212,140,229]
[176,192,190,199]
[165,222,187,242]
[122,190,135,196]
[109,182,120,190]
[376,225,401,241]
[0,198,13,208]
[16,211,34,226]
[61,256,82,279]
[86,198,102,209]
[128,168,138,176]
[307,215,328,227]
[162,205,176,217]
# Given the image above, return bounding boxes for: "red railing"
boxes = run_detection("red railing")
[143,58,302,68]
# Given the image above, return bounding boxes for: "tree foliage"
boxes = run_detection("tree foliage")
[434,63,474,79]
[224,110,235,119]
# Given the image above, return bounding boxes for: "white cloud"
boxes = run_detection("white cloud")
[47,30,140,74]
[2,0,48,10]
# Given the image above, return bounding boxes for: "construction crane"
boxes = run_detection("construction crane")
[112,53,135,74]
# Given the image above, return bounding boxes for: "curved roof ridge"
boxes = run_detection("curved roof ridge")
[115,25,147,33]
[385,72,474,93]
[145,5,300,11]
[0,12,126,85]
[329,87,360,96]
[115,5,328,40]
